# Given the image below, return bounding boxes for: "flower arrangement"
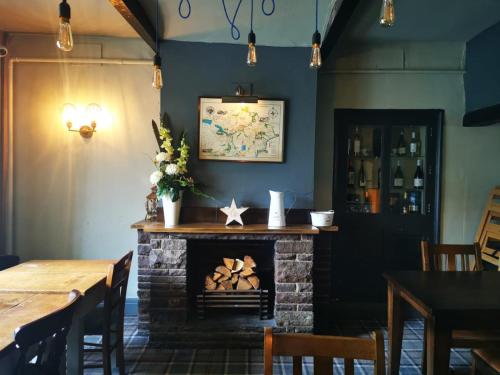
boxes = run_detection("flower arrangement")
[149,114,207,202]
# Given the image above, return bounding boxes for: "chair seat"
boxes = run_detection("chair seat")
[452,330,500,347]
[473,349,500,373]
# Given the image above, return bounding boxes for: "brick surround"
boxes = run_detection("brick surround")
[136,230,315,345]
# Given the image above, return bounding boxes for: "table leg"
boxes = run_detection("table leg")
[66,316,84,375]
[387,282,404,375]
[426,317,451,375]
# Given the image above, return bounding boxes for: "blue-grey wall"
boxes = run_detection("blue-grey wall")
[160,41,317,208]
[465,21,500,112]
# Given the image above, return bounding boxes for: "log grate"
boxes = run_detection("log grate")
[196,289,270,320]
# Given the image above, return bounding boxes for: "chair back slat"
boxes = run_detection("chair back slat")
[314,357,333,375]
[421,241,483,271]
[293,356,301,375]
[103,251,133,329]
[14,290,81,374]
[264,328,385,375]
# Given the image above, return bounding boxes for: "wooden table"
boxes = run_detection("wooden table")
[0,260,112,375]
[384,271,500,375]
[0,293,71,355]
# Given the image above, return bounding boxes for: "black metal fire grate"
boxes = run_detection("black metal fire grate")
[196,289,270,320]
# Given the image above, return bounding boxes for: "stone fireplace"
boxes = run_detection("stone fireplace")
[134,222,318,347]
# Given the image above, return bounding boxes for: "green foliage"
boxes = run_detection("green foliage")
[151,113,211,202]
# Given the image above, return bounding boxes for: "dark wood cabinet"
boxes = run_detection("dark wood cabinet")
[332,109,443,304]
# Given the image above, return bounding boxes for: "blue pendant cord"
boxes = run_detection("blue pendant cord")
[178,0,191,19]
[261,0,275,16]
[178,0,275,41]
[222,0,244,40]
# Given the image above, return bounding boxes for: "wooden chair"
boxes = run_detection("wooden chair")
[420,240,500,373]
[420,240,483,271]
[263,327,385,375]
[14,290,81,375]
[83,251,133,375]
[0,254,20,271]
[472,349,500,374]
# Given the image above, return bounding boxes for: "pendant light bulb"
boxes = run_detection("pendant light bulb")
[379,0,395,27]
[152,54,163,89]
[247,31,257,67]
[57,0,73,52]
[309,31,322,69]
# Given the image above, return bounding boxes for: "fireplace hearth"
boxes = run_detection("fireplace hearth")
[134,222,319,348]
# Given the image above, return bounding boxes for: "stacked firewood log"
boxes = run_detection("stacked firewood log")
[204,256,260,290]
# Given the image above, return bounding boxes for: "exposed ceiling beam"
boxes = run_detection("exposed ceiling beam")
[321,0,361,61]
[463,104,500,127]
[108,0,157,51]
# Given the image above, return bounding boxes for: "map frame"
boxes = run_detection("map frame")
[198,97,285,163]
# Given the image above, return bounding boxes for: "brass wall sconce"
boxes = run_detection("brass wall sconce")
[62,103,101,138]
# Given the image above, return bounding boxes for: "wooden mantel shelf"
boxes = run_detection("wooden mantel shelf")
[131,221,338,235]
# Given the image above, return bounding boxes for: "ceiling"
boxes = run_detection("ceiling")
[139,0,334,47]
[0,0,335,47]
[1,0,500,47]
[0,0,137,38]
[342,0,500,43]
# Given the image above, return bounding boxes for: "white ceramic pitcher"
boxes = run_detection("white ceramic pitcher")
[268,190,286,228]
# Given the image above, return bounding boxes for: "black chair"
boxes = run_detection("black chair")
[0,255,20,271]
[83,251,133,375]
[14,289,81,375]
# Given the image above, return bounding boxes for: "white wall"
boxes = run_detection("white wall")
[7,33,159,297]
[315,42,500,243]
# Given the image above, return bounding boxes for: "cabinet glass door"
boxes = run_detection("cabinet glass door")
[388,126,427,215]
[345,125,383,214]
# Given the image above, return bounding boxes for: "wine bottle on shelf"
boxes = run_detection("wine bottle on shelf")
[397,131,407,156]
[408,191,419,213]
[364,190,371,213]
[401,191,409,215]
[347,137,351,156]
[347,161,355,188]
[410,131,420,157]
[359,160,366,188]
[373,128,382,158]
[413,159,424,189]
[353,127,361,157]
[393,161,404,189]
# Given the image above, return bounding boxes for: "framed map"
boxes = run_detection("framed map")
[198,97,285,162]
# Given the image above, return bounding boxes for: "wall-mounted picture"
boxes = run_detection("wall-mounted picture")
[198,97,285,163]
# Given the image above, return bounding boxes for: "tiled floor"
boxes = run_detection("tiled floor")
[84,317,472,374]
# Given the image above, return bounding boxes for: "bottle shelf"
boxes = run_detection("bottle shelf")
[390,155,424,160]
[348,155,381,160]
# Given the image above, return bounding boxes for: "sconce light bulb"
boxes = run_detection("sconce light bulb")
[309,31,322,69]
[85,103,101,128]
[62,102,76,128]
[379,0,395,27]
[57,1,73,52]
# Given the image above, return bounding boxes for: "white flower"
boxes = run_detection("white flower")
[165,163,179,176]
[155,152,168,163]
[149,171,163,185]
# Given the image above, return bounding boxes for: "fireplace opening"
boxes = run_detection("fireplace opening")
[186,239,275,321]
